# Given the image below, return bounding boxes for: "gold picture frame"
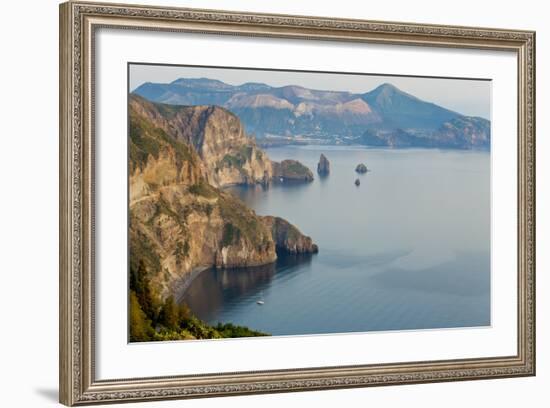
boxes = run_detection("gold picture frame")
[59,1,536,405]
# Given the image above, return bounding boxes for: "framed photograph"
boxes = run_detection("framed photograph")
[59,1,536,405]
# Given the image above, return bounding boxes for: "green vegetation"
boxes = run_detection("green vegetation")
[272,160,313,181]
[129,255,268,342]
[145,195,189,235]
[174,240,190,265]
[154,102,181,119]
[156,195,180,220]
[283,160,309,176]
[217,193,269,249]
[130,259,156,319]
[188,182,217,198]
[129,230,162,286]
[241,145,254,161]
[221,146,254,170]
[222,223,241,246]
[221,153,246,169]
[129,291,155,342]
[129,109,194,173]
[213,322,268,338]
[129,114,161,170]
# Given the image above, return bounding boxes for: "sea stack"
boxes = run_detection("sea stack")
[355,163,368,174]
[317,154,330,176]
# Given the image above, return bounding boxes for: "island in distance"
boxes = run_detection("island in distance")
[134,79,490,150]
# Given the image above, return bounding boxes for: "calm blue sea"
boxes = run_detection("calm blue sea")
[182,145,491,336]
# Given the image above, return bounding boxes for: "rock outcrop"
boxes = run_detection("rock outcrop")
[271,159,314,183]
[435,116,491,149]
[355,163,368,173]
[130,182,278,298]
[317,154,330,176]
[261,216,319,254]
[129,95,272,188]
[129,95,317,299]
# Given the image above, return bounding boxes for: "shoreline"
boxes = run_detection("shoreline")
[263,143,491,152]
[172,257,281,304]
[173,266,210,304]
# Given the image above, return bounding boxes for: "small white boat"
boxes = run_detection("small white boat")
[256,300,265,305]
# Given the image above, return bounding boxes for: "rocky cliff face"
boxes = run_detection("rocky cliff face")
[130,182,278,297]
[261,216,319,254]
[435,116,491,149]
[130,95,272,188]
[359,114,490,150]
[129,95,317,299]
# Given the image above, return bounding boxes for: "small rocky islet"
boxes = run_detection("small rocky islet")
[317,153,330,176]
[272,159,314,183]
[355,163,368,173]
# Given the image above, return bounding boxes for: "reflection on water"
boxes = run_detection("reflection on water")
[182,146,491,336]
[372,251,490,297]
[181,254,313,323]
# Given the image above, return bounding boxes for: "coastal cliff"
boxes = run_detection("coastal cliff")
[130,95,273,188]
[262,216,319,254]
[129,95,317,300]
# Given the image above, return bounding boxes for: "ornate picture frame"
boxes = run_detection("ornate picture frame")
[59,1,535,405]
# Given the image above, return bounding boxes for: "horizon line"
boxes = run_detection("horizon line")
[129,62,492,120]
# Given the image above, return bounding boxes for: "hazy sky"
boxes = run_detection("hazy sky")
[129,64,491,119]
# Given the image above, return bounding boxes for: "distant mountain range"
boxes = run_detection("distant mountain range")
[133,78,491,149]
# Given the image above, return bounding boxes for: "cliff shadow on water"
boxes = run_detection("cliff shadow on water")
[179,253,314,324]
